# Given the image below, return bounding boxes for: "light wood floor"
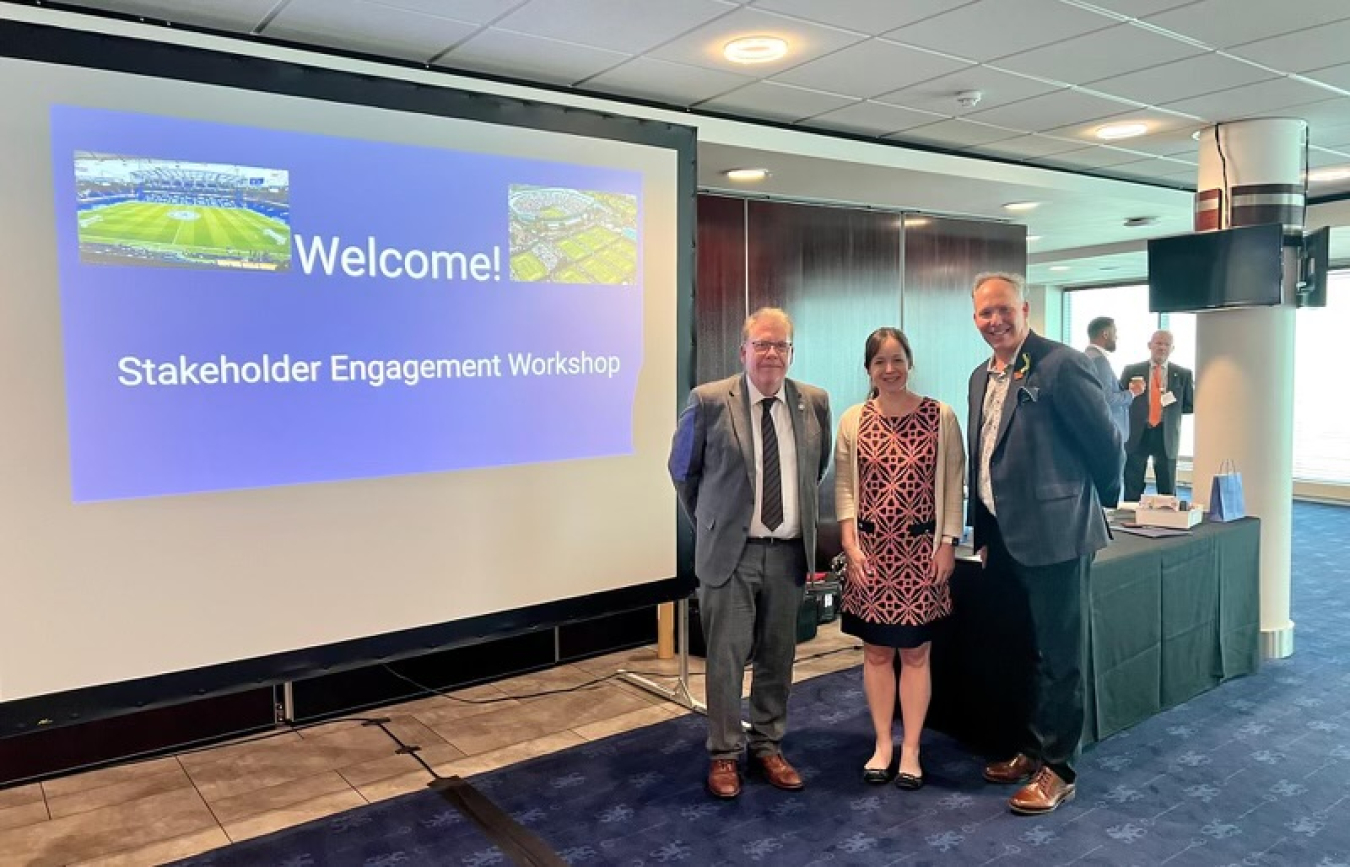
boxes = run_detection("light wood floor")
[0,621,861,867]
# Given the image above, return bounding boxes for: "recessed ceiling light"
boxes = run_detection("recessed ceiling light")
[1049,265,1070,272]
[1004,201,1040,212]
[723,36,788,64]
[905,217,931,227]
[724,168,770,182]
[1308,167,1350,183]
[1026,235,1042,242]
[1096,122,1149,141]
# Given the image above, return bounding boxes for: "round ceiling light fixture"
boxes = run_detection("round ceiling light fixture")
[724,167,771,182]
[1003,201,1041,212]
[1026,235,1042,242]
[1096,122,1149,141]
[1049,265,1071,272]
[723,36,788,64]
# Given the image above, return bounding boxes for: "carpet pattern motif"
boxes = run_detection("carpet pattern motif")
[177,502,1350,866]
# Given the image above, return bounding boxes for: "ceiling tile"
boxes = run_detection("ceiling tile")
[1308,146,1350,168]
[891,118,1023,148]
[994,23,1204,85]
[1074,0,1201,17]
[368,0,527,25]
[1085,126,1205,158]
[1310,121,1350,149]
[698,81,857,123]
[265,0,479,62]
[1302,63,1350,93]
[884,0,1117,63]
[1224,18,1350,72]
[749,0,977,34]
[771,39,971,99]
[967,135,1093,159]
[1041,108,1202,147]
[965,89,1138,131]
[804,101,946,136]
[437,28,630,84]
[491,0,734,54]
[1086,52,1278,105]
[646,7,866,75]
[877,67,1063,116]
[59,0,277,31]
[583,57,752,104]
[1104,156,1199,183]
[1039,145,1159,170]
[1290,98,1350,130]
[1143,0,1350,50]
[1163,78,1342,120]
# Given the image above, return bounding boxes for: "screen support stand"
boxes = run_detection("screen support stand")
[618,597,705,716]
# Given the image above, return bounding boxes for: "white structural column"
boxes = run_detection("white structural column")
[1193,118,1305,659]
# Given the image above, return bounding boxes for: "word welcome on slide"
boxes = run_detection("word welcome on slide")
[50,105,647,502]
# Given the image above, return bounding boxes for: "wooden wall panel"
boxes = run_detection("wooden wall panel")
[693,195,747,385]
[902,217,1026,415]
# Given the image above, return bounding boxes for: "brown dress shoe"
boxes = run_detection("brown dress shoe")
[1009,767,1076,815]
[707,759,741,799]
[752,753,805,791]
[983,753,1039,784]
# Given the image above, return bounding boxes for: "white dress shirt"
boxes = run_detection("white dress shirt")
[746,379,801,540]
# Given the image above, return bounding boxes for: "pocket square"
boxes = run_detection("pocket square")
[1017,385,1040,403]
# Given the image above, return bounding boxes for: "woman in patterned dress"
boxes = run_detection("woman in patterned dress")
[835,328,966,789]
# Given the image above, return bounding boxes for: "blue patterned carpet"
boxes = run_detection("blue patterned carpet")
[178,502,1350,866]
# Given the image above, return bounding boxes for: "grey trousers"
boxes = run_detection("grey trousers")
[698,539,807,760]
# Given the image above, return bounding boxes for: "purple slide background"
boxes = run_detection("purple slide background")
[50,106,645,502]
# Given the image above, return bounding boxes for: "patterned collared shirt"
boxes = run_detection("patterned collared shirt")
[977,341,1026,517]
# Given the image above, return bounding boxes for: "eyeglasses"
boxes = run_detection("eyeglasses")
[748,340,793,355]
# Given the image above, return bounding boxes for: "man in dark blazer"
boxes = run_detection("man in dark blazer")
[1119,330,1195,501]
[668,307,832,800]
[967,273,1121,815]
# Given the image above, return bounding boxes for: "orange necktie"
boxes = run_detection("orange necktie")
[1148,364,1162,427]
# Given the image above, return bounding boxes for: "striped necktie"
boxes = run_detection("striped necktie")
[760,398,783,530]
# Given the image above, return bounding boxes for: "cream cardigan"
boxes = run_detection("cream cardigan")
[834,399,967,547]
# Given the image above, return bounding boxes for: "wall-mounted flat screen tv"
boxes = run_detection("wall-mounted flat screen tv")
[1148,223,1284,313]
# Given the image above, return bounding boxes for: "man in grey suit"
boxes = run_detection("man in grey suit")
[668,307,832,799]
[967,274,1121,815]
[1120,330,1195,501]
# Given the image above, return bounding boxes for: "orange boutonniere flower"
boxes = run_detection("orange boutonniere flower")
[1012,352,1032,381]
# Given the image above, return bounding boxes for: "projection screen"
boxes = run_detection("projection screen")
[0,20,692,732]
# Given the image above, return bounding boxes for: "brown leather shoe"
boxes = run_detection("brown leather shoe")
[983,753,1039,785]
[1009,767,1076,815]
[752,753,805,791]
[707,759,741,799]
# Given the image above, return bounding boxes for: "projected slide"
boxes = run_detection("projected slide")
[50,106,645,502]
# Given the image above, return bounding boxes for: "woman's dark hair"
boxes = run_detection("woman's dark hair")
[864,327,913,399]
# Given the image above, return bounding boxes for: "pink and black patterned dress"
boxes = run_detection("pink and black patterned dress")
[842,398,950,648]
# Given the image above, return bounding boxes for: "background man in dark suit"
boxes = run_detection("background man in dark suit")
[668,307,832,800]
[967,273,1121,815]
[1119,330,1195,501]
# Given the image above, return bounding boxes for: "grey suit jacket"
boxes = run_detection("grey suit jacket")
[668,374,832,587]
[967,331,1122,567]
[1119,360,1195,459]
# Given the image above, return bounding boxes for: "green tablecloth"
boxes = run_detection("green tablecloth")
[928,517,1261,753]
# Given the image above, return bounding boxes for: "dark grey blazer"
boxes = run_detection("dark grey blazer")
[668,374,832,587]
[1119,360,1195,459]
[967,331,1122,567]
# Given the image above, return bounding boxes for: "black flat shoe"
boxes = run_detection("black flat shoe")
[862,764,896,785]
[895,771,925,791]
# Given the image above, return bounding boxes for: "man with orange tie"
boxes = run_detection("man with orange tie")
[1120,330,1194,502]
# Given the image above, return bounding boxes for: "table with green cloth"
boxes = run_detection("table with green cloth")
[927,517,1261,755]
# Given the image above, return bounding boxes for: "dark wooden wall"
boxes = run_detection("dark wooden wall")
[693,196,1026,554]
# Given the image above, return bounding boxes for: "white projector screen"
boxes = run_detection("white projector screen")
[0,25,688,714]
